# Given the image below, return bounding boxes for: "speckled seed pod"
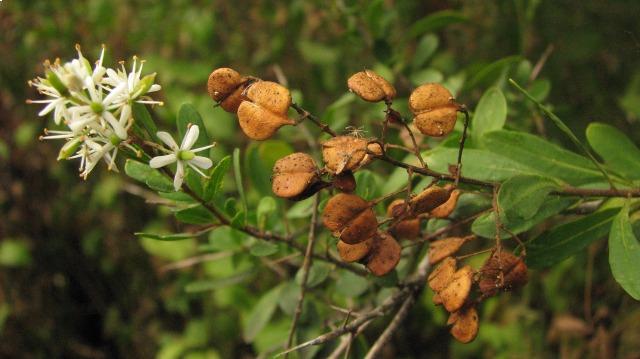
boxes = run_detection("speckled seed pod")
[337,238,373,263]
[332,171,357,192]
[321,136,369,175]
[322,193,378,244]
[366,232,402,277]
[428,236,473,265]
[408,83,458,137]
[439,265,473,313]
[478,250,528,297]
[428,256,457,292]
[387,199,421,240]
[207,68,250,113]
[410,186,451,215]
[237,81,295,140]
[430,185,461,218]
[448,306,479,343]
[271,153,320,200]
[347,70,396,103]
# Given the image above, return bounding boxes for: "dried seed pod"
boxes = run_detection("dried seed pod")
[337,238,373,263]
[387,199,420,240]
[366,232,402,276]
[347,69,396,103]
[332,171,357,192]
[245,81,292,114]
[207,67,242,102]
[410,186,451,215]
[219,80,250,113]
[448,306,479,343]
[322,193,378,244]
[272,153,320,200]
[237,101,295,140]
[360,141,383,167]
[439,265,473,312]
[428,236,474,265]
[409,83,458,137]
[428,256,457,292]
[430,185,461,218]
[479,250,528,297]
[321,136,369,175]
[433,293,443,305]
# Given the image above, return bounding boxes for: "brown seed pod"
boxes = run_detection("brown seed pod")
[430,185,461,218]
[361,141,383,167]
[410,186,451,215]
[219,80,251,113]
[332,171,357,192]
[428,256,457,292]
[245,81,292,114]
[428,236,474,265]
[478,250,528,298]
[237,101,295,140]
[387,199,421,240]
[409,83,458,137]
[271,153,320,200]
[439,265,473,313]
[366,232,402,276]
[448,306,479,343]
[321,136,370,175]
[322,193,378,244]
[337,238,373,263]
[347,69,396,103]
[207,67,242,102]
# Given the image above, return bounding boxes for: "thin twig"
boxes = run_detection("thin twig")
[364,295,416,359]
[455,105,470,187]
[400,120,426,168]
[291,103,338,137]
[285,195,320,355]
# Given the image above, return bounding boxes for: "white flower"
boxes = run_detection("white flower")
[103,56,162,105]
[149,125,215,191]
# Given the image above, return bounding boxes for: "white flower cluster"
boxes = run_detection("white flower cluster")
[28,45,162,179]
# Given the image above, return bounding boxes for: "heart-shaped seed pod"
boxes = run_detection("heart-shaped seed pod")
[219,79,251,113]
[332,171,357,192]
[439,265,473,313]
[337,238,373,263]
[322,136,369,175]
[360,141,383,167]
[428,235,474,265]
[409,83,458,137]
[430,184,461,218]
[245,81,292,114]
[448,306,479,343]
[387,199,421,240]
[428,256,457,292]
[207,67,242,102]
[479,250,528,298]
[347,69,396,103]
[366,232,402,276]
[272,152,320,200]
[237,101,295,140]
[410,186,451,215]
[322,193,378,244]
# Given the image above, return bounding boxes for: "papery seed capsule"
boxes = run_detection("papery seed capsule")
[448,306,479,343]
[337,238,373,263]
[321,136,370,175]
[322,193,378,244]
[410,186,451,215]
[387,199,421,240]
[347,69,396,103]
[428,236,474,265]
[439,265,473,313]
[207,68,242,102]
[271,152,321,200]
[332,171,357,192]
[478,250,528,297]
[428,256,457,292]
[366,232,402,276]
[409,83,458,137]
[430,184,461,218]
[236,81,295,140]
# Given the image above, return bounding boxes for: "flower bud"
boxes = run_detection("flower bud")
[409,83,458,137]
[57,137,83,160]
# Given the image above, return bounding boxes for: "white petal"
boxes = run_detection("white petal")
[189,156,212,169]
[156,131,178,150]
[103,110,127,139]
[103,82,127,106]
[149,84,161,92]
[180,125,199,150]
[119,104,131,126]
[149,154,176,168]
[38,100,57,116]
[173,161,184,191]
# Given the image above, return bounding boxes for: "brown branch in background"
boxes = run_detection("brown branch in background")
[492,185,503,251]
[364,295,416,359]
[400,120,426,168]
[404,208,491,248]
[530,44,555,82]
[292,103,338,137]
[285,195,320,356]
[454,105,470,187]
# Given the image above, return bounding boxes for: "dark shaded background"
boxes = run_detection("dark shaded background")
[1,1,640,358]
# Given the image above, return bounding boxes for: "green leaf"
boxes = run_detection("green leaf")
[131,103,158,141]
[483,130,603,185]
[250,241,279,257]
[186,271,253,293]
[464,56,521,91]
[177,103,210,149]
[409,10,467,37]
[295,262,331,288]
[230,211,246,229]
[526,208,619,268]
[498,175,558,221]
[424,147,534,182]
[297,40,339,65]
[257,196,277,231]
[472,196,575,239]
[336,271,369,297]
[586,122,640,181]
[354,170,380,200]
[471,87,507,141]
[246,140,293,195]
[175,205,214,225]
[233,148,247,215]
[243,284,284,342]
[609,204,640,300]
[124,159,174,192]
[411,34,439,70]
[203,156,232,201]
[135,232,196,241]
[0,240,31,267]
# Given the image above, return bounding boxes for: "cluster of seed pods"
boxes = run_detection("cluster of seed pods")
[207,67,528,343]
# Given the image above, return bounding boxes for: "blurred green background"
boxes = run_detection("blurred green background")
[2,0,640,358]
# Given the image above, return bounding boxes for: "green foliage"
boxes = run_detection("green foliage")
[609,203,640,299]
